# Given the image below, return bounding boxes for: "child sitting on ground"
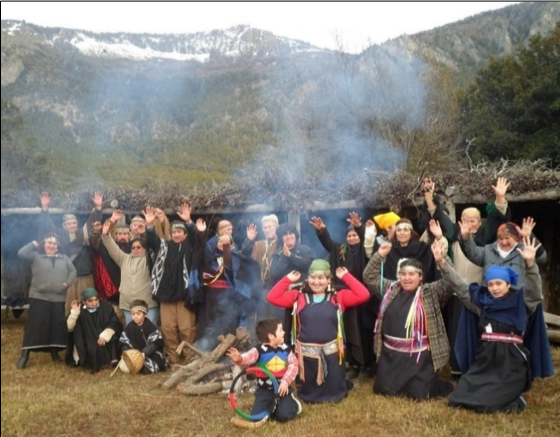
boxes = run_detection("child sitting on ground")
[227,317,302,425]
[119,299,168,374]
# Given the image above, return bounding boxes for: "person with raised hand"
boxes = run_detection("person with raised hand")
[38,191,101,315]
[146,203,206,365]
[101,214,158,326]
[309,211,373,379]
[363,239,466,399]
[267,261,369,403]
[449,236,543,413]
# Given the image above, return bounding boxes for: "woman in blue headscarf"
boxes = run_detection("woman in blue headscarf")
[449,236,542,413]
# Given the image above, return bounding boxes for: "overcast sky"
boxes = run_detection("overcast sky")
[3,2,520,53]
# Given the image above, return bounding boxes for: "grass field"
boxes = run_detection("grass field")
[1,311,559,437]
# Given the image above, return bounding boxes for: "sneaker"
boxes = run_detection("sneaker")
[291,393,303,415]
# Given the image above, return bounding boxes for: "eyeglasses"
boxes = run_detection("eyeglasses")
[131,245,143,250]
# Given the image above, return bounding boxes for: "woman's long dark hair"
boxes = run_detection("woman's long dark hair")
[130,237,153,273]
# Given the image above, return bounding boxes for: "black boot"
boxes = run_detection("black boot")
[17,349,30,369]
[50,348,61,362]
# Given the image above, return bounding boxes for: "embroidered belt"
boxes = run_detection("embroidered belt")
[205,279,230,289]
[296,339,338,386]
[481,333,523,345]
[383,334,429,353]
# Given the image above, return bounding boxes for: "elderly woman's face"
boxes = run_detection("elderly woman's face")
[262,221,278,240]
[462,216,482,234]
[63,219,79,233]
[487,279,510,298]
[130,222,146,236]
[44,239,59,256]
[497,234,516,252]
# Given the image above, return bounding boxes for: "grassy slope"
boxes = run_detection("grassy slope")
[1,312,559,437]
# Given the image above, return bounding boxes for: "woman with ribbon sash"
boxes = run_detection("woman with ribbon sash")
[363,240,464,399]
[449,236,542,413]
[267,260,369,403]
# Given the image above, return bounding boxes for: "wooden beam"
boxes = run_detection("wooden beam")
[545,312,560,329]
[547,330,560,344]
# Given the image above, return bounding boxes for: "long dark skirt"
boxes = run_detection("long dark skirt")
[449,320,531,413]
[374,345,453,399]
[373,290,453,399]
[298,353,349,403]
[22,298,67,351]
[443,295,464,376]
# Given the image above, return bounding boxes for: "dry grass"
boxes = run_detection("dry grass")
[2,311,559,437]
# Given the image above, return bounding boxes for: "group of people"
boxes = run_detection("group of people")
[15,178,554,423]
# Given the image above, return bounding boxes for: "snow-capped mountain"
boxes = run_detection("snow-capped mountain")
[2,20,327,62]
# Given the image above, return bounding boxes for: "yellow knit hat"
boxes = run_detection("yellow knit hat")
[373,212,401,230]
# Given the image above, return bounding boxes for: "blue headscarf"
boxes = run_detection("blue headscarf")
[484,266,519,286]
[471,266,526,332]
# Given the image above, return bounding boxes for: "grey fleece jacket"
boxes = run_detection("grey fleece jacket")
[18,242,77,302]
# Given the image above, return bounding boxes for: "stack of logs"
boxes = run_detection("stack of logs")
[545,312,560,344]
[161,327,251,394]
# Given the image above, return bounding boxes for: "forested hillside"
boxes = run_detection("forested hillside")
[1,2,559,204]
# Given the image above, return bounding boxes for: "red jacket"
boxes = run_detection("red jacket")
[267,272,369,312]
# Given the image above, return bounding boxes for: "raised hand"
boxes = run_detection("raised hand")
[195,218,207,233]
[431,239,445,264]
[516,236,541,267]
[283,243,291,257]
[246,223,257,241]
[40,192,51,210]
[492,177,510,199]
[429,219,443,240]
[378,242,392,258]
[92,221,103,233]
[110,209,124,223]
[309,216,326,231]
[102,220,111,237]
[457,219,471,241]
[92,191,103,209]
[347,212,362,228]
[422,177,435,197]
[287,270,301,282]
[142,205,156,226]
[70,300,81,313]
[335,267,348,279]
[177,203,192,223]
[519,217,536,238]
